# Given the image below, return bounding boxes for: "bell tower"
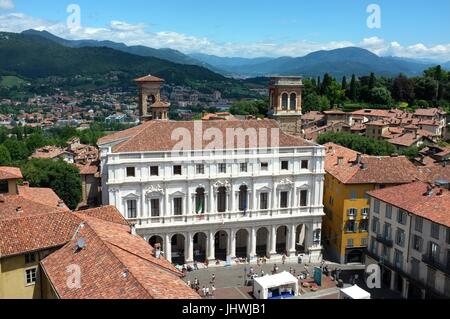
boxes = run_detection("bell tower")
[268,76,303,135]
[135,75,170,121]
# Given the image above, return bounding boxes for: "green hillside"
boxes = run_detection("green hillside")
[0,32,225,85]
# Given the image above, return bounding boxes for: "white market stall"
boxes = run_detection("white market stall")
[253,271,299,299]
[339,285,371,299]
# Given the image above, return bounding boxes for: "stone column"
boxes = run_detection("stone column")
[209,184,214,214]
[269,225,277,256]
[289,224,296,256]
[141,187,146,218]
[164,191,169,219]
[207,231,215,262]
[228,229,236,259]
[185,232,194,263]
[250,227,257,260]
[164,233,172,263]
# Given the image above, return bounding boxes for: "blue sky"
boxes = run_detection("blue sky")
[1,0,450,60]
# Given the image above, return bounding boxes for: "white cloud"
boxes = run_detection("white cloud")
[0,0,14,10]
[0,11,449,61]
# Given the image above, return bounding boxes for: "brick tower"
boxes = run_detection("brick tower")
[135,75,170,122]
[268,76,303,135]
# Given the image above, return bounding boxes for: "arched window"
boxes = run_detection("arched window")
[217,187,227,213]
[281,93,288,110]
[239,185,248,211]
[290,93,297,110]
[195,188,205,214]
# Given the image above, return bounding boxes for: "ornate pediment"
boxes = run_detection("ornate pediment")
[213,180,231,191]
[277,178,294,189]
[145,184,164,196]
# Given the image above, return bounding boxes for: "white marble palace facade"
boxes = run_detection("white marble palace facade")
[98,76,324,266]
[98,121,325,265]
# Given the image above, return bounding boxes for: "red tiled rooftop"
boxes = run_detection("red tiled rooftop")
[368,182,450,228]
[134,75,165,83]
[0,166,23,180]
[98,119,315,153]
[324,143,418,184]
[41,211,200,299]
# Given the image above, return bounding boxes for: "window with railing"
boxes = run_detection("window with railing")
[345,220,357,233]
[151,199,160,217]
[347,208,357,218]
[260,192,268,210]
[415,216,423,233]
[396,228,405,247]
[280,191,288,208]
[385,204,392,219]
[394,249,404,269]
[373,199,380,214]
[397,209,407,225]
[372,217,380,234]
[300,190,308,207]
[413,235,423,252]
[361,208,369,218]
[127,200,137,219]
[431,222,440,240]
[218,163,227,173]
[359,219,369,232]
[383,223,392,240]
[196,164,205,175]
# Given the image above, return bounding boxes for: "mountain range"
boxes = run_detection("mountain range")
[190,48,440,78]
[1,30,446,82]
[0,31,226,84]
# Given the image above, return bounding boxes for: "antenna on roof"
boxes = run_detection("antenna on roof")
[74,237,86,252]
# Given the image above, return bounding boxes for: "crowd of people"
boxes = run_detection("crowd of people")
[187,274,217,298]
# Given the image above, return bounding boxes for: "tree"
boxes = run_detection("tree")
[391,74,415,104]
[0,145,11,166]
[3,139,30,161]
[302,93,330,113]
[369,72,376,90]
[317,132,396,156]
[348,74,358,101]
[368,87,393,106]
[21,159,82,210]
[414,77,438,102]
[25,132,49,153]
[341,76,347,91]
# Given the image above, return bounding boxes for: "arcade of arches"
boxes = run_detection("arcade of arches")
[144,223,317,265]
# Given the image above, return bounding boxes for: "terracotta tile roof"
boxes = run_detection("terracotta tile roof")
[387,133,422,147]
[367,182,450,227]
[0,166,23,180]
[31,146,68,159]
[416,165,450,183]
[366,120,389,127]
[76,205,129,226]
[75,162,99,175]
[0,205,80,258]
[324,143,418,185]
[17,185,69,210]
[134,75,165,83]
[414,108,446,117]
[41,211,200,299]
[351,109,391,118]
[98,119,314,153]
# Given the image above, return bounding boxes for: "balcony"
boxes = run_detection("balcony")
[422,254,450,275]
[133,206,324,228]
[376,235,393,247]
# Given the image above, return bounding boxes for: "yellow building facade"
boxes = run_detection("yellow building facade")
[323,174,372,263]
[321,143,418,264]
[0,250,54,299]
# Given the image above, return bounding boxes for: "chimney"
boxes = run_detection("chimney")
[57,200,65,208]
[23,181,29,187]
[436,188,443,196]
[355,153,362,165]
[337,156,344,166]
[16,206,23,213]
[130,223,137,236]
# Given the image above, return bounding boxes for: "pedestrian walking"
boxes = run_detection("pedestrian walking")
[201,286,206,297]
[187,280,191,288]
[211,285,216,298]
[282,254,286,265]
[194,261,199,270]
[210,274,216,284]
[205,287,210,298]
